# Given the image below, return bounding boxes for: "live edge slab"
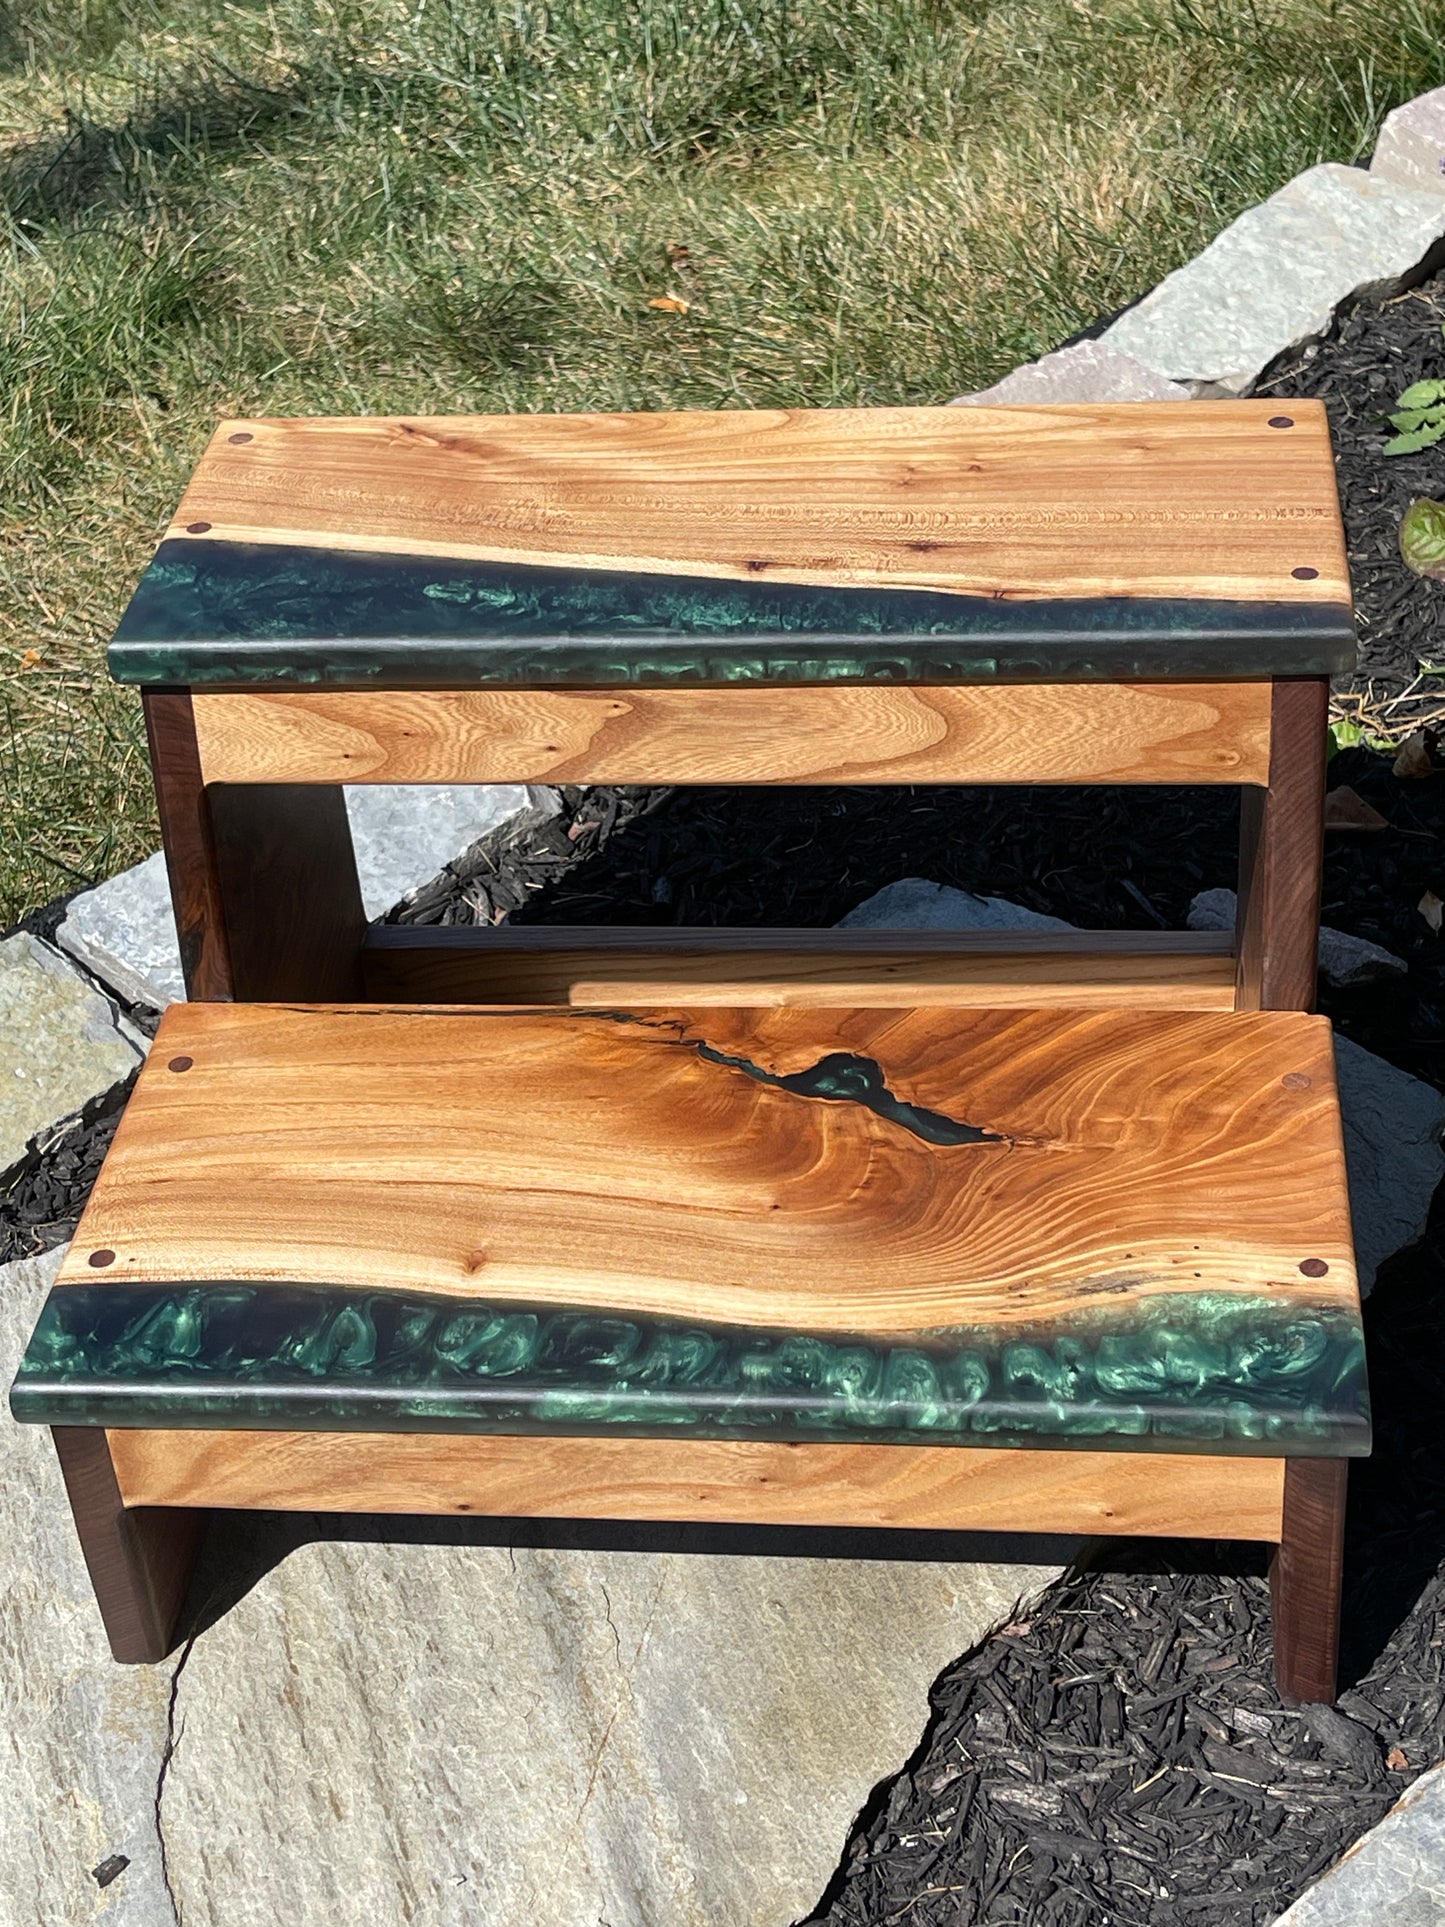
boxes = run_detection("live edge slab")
[12,1002,1368,1459]
[104,402,1354,688]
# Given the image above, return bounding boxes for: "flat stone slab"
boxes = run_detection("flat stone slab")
[843,880,1445,1292]
[1105,163,1445,391]
[1371,86,1445,199]
[160,1533,1055,1927]
[1332,1033,1445,1293]
[1273,1759,1445,1924]
[950,339,1190,406]
[56,787,544,1009]
[0,1245,176,1927]
[55,852,187,1011]
[0,1239,1060,1927]
[0,933,143,1178]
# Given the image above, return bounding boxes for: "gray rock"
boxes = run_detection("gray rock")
[1371,86,1445,199]
[1187,887,1408,988]
[344,784,535,919]
[0,934,143,1177]
[56,851,188,1011]
[1272,1759,1445,1925]
[1104,163,1445,391]
[839,878,1074,933]
[159,1536,1057,1927]
[950,340,1191,406]
[0,1245,177,1927]
[56,787,550,1009]
[844,879,1444,1293]
[1333,1033,1445,1293]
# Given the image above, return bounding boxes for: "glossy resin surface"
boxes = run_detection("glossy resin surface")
[11,1281,1369,1453]
[107,538,1356,687]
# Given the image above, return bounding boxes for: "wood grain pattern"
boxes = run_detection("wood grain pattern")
[1271,1457,1348,1704]
[189,681,1274,787]
[56,1001,1357,1334]
[207,784,367,1001]
[166,404,1349,607]
[1237,677,1329,1012]
[143,691,236,1000]
[360,925,1239,1010]
[106,1426,1286,1539]
[51,1427,202,1663]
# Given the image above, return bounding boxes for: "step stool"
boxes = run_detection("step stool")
[9,401,1368,1706]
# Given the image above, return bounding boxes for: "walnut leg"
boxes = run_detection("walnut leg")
[1235,677,1328,1013]
[144,688,367,1001]
[52,1428,204,1664]
[1270,1457,1347,1706]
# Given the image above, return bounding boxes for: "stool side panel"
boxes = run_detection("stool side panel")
[105,1427,1288,1540]
[186,683,1276,788]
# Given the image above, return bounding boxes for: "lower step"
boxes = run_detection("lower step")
[11,1001,1368,1456]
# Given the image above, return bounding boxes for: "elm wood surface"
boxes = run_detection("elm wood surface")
[104,400,1356,670]
[152,405,1354,600]
[1237,677,1330,1012]
[14,1001,1367,1452]
[105,1428,1288,1541]
[187,682,1275,789]
[360,925,1240,1011]
[51,1426,202,1663]
[1271,1458,1349,1705]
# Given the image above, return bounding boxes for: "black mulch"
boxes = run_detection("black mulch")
[813,1209,1445,1927]
[0,1090,128,1267]
[1260,265,1445,696]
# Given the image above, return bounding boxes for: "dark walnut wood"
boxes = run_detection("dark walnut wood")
[207,784,366,1001]
[1271,1458,1348,1705]
[1236,678,1330,1012]
[143,690,235,1000]
[50,1427,203,1664]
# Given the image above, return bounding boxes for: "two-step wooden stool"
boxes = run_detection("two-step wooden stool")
[10,401,1367,1704]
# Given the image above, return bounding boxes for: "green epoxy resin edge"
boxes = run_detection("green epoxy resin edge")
[107,539,1357,685]
[10,1283,1370,1454]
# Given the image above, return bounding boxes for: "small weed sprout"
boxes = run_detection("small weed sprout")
[1384,327,1445,454]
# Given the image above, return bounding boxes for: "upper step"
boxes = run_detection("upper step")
[11,1001,1367,1455]
[105,403,1354,688]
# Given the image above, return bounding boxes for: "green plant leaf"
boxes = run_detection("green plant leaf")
[1386,427,1445,456]
[1400,498,1445,581]
[1387,410,1442,435]
[1395,380,1445,409]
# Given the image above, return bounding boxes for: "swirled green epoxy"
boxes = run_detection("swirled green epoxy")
[106,539,1356,685]
[9,1283,1370,1455]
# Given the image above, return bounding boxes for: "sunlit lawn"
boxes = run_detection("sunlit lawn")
[2,0,1443,923]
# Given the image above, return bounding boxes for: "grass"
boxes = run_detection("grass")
[2,0,1443,925]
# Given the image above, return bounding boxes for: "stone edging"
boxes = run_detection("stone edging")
[952,88,1445,406]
